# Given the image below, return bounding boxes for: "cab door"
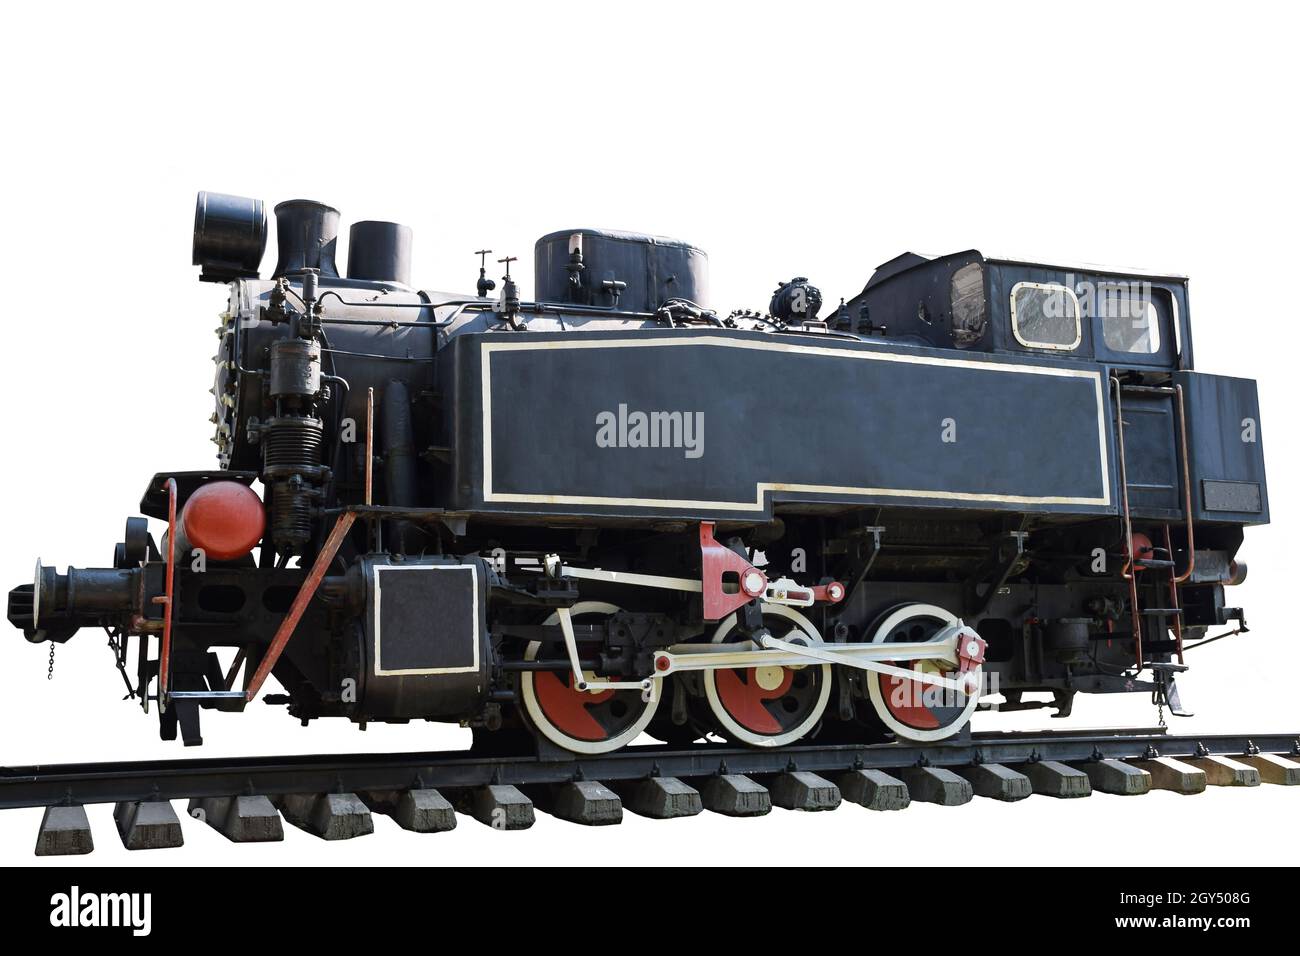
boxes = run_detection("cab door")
[1112,382,1183,521]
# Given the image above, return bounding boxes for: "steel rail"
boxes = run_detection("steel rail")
[2,730,1297,811]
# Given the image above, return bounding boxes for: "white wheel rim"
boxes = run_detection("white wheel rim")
[865,602,980,743]
[703,603,832,748]
[520,601,661,755]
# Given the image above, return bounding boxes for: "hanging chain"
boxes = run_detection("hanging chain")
[47,642,55,680]
[106,629,137,700]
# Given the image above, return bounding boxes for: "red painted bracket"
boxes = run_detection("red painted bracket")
[154,477,178,707]
[245,511,357,702]
[700,522,767,621]
[812,581,846,604]
[955,628,987,673]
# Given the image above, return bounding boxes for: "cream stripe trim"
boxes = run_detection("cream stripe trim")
[480,336,1112,511]
[373,564,480,676]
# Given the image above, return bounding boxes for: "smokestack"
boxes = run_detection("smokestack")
[272,199,340,278]
[347,221,413,286]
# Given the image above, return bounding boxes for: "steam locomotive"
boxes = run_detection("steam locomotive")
[5,191,1268,753]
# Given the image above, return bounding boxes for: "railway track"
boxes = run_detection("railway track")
[8,727,1299,855]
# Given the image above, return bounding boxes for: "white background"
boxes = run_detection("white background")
[1,1,1296,866]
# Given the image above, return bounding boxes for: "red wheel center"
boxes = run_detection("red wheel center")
[716,666,794,734]
[881,659,944,730]
[534,670,618,741]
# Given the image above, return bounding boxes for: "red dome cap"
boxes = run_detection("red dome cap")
[179,481,266,561]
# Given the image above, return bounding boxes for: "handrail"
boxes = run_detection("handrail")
[1171,383,1196,584]
[155,478,178,709]
[1111,377,1144,669]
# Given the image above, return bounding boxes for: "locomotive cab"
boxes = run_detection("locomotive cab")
[844,250,1192,369]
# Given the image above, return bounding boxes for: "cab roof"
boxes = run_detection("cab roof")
[864,249,1188,294]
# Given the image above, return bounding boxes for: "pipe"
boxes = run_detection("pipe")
[1171,384,1197,584]
[365,389,374,507]
[381,380,420,553]
[159,478,178,707]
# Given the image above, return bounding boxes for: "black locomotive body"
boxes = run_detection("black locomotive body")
[6,192,1267,752]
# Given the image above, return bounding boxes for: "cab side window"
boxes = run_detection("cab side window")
[1099,283,1161,354]
[950,262,988,347]
[1010,281,1081,350]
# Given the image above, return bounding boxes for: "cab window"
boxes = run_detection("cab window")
[1099,284,1161,354]
[949,262,987,347]
[1010,281,1081,350]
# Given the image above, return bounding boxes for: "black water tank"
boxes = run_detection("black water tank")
[534,228,708,313]
[272,200,340,278]
[347,221,413,286]
[193,191,267,282]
